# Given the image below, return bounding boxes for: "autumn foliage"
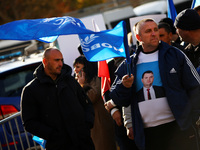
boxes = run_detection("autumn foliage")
[0,0,106,25]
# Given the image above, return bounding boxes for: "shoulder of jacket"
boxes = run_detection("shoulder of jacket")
[64,76,80,91]
[22,78,40,94]
[159,42,182,55]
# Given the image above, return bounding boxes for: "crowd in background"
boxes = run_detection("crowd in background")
[20,5,200,150]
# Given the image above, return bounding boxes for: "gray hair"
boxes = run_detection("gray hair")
[134,18,156,35]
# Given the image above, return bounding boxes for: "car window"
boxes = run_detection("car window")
[0,63,40,97]
[6,70,33,96]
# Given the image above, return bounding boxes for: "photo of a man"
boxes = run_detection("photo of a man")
[137,70,165,102]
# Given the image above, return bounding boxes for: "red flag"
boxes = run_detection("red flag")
[98,60,111,100]
[92,20,111,100]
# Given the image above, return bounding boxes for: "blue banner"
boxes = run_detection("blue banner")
[167,0,177,22]
[0,17,90,42]
[0,16,127,62]
[78,21,126,61]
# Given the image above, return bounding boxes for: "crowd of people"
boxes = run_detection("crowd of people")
[20,5,200,150]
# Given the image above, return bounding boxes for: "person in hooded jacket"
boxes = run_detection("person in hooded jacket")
[21,47,95,150]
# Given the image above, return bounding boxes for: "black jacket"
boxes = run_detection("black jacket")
[21,64,95,150]
[184,43,200,68]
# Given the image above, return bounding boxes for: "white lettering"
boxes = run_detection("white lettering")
[91,43,101,50]
[81,42,124,53]
[102,43,112,48]
[118,48,124,52]
[113,46,118,50]
[82,47,90,52]
[54,19,63,25]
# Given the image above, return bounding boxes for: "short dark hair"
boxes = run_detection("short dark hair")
[158,22,172,34]
[142,70,153,78]
[159,18,176,34]
[73,55,98,83]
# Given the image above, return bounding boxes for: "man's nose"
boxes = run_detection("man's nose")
[59,60,63,66]
[152,31,156,36]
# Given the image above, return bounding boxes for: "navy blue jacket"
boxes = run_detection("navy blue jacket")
[110,41,200,150]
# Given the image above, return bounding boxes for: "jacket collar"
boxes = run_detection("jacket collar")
[33,63,72,84]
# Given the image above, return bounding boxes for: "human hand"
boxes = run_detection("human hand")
[77,70,85,85]
[127,127,134,140]
[112,110,122,126]
[104,100,114,112]
[122,74,134,88]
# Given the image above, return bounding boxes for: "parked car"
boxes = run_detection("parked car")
[0,51,43,149]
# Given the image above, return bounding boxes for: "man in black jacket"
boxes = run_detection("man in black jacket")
[21,47,95,150]
[174,8,200,68]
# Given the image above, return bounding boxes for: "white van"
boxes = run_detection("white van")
[102,6,135,30]
[133,0,192,16]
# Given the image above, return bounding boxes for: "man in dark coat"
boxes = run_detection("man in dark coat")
[174,8,200,69]
[21,48,95,150]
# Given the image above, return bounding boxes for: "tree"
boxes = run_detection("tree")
[0,0,106,25]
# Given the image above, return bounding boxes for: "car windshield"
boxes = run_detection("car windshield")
[0,69,35,97]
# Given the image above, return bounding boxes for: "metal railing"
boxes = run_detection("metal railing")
[0,112,42,150]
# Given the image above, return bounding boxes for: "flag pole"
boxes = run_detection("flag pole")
[191,0,196,8]
[167,0,177,22]
[93,19,111,101]
[122,21,131,76]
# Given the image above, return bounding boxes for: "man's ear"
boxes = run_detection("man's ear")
[42,58,46,66]
[136,34,141,42]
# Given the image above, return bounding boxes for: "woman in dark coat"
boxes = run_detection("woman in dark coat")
[73,55,117,150]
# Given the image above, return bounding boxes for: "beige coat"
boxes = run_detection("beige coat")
[84,77,117,150]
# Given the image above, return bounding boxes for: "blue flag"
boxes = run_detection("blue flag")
[191,0,200,8]
[0,17,91,42]
[0,16,128,62]
[78,21,126,61]
[167,0,177,22]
